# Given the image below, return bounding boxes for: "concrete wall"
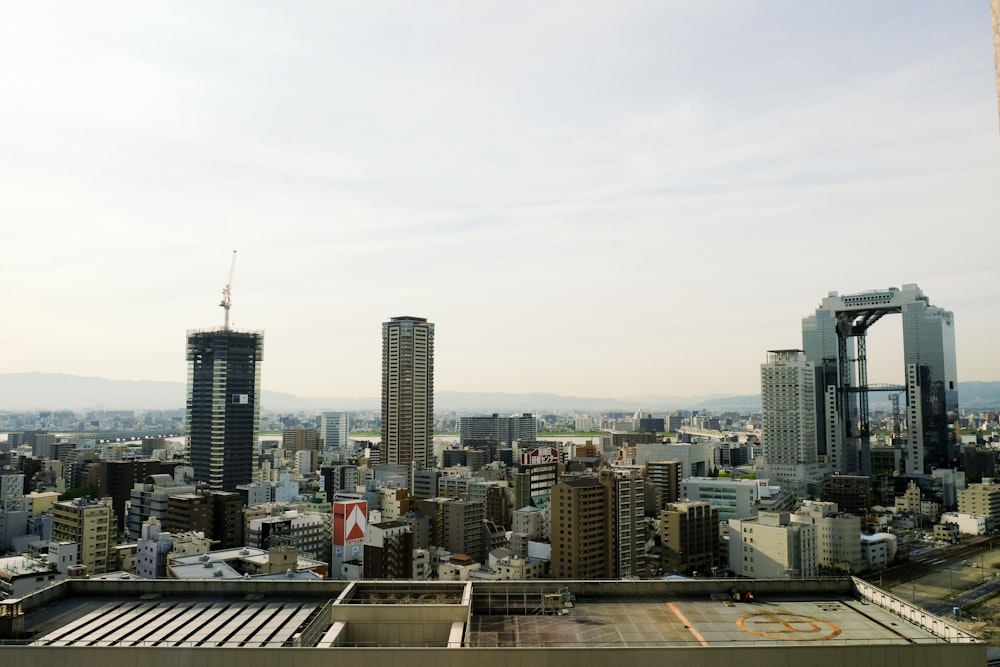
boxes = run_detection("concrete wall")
[1,643,986,667]
[853,577,979,644]
[330,603,468,646]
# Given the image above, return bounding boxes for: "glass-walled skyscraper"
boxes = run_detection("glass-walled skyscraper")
[381,316,434,469]
[322,412,350,457]
[801,284,957,476]
[186,329,264,491]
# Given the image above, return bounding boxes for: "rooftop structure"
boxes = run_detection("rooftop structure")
[0,578,983,665]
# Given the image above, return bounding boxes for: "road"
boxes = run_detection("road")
[927,578,1000,617]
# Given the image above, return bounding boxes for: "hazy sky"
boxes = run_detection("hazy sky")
[2,2,998,401]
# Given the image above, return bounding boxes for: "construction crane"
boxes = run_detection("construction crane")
[220,250,237,330]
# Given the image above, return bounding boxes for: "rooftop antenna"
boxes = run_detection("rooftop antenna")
[220,250,237,330]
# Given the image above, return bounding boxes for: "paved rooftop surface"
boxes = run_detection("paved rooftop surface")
[467,595,945,647]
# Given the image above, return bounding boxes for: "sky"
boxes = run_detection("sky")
[1,2,998,401]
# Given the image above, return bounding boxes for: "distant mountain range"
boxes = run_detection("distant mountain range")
[1,373,999,413]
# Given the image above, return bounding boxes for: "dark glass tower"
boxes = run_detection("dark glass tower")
[186,329,264,491]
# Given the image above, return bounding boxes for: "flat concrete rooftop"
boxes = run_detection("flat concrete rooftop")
[0,577,982,663]
[469,595,941,647]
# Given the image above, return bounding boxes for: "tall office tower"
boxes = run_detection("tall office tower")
[381,316,434,469]
[321,412,349,455]
[550,476,613,579]
[760,350,823,492]
[186,329,264,491]
[802,285,957,475]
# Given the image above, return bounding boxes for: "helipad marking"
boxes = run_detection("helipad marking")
[737,611,842,641]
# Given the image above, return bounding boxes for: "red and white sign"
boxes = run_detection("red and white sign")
[521,446,559,466]
[333,500,368,547]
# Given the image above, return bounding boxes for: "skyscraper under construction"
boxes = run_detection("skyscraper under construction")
[186,328,263,491]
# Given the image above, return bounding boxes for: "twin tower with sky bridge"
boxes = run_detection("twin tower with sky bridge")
[762,284,958,489]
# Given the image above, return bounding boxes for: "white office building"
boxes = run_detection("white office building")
[759,350,825,493]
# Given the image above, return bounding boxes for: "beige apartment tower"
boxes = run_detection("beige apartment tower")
[550,476,614,579]
[957,482,1000,527]
[50,497,117,575]
[382,316,435,469]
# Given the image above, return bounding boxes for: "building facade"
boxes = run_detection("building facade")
[645,460,683,511]
[186,329,264,491]
[728,511,817,579]
[322,412,350,456]
[659,501,719,576]
[760,349,823,492]
[957,482,1000,529]
[381,316,435,469]
[802,285,958,476]
[607,468,646,578]
[550,477,613,579]
[50,497,117,575]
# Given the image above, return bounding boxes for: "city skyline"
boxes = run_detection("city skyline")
[2,3,998,400]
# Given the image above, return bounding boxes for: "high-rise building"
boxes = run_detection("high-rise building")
[50,497,117,575]
[659,501,719,576]
[760,350,823,492]
[514,445,560,510]
[321,412,350,455]
[363,521,414,579]
[281,428,321,455]
[606,468,646,578]
[802,285,958,475]
[381,316,435,469]
[460,413,537,447]
[550,476,613,579]
[819,475,870,516]
[186,329,264,491]
[645,460,682,510]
